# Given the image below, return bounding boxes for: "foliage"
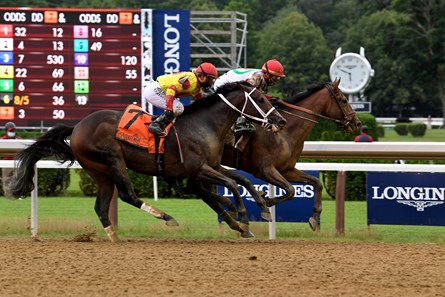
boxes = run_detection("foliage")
[4,0,445,121]
[76,169,197,199]
[254,10,331,95]
[38,169,70,196]
[318,112,379,201]
[377,125,385,138]
[394,123,409,136]
[407,122,427,137]
[353,113,378,141]
[76,169,96,196]
[1,130,69,196]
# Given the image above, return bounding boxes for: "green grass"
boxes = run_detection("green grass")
[380,127,445,142]
[2,197,445,244]
[2,128,444,242]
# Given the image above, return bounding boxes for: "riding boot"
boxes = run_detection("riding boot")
[149,110,174,137]
[233,116,256,138]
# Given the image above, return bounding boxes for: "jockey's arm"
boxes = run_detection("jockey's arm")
[165,85,179,110]
[247,72,263,90]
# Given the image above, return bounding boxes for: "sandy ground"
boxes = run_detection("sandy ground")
[0,237,444,297]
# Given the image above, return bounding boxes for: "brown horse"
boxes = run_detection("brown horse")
[10,82,286,241]
[211,79,361,230]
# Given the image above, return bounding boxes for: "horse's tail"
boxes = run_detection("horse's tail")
[10,124,75,198]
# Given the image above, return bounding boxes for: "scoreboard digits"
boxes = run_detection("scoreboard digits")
[0,8,144,126]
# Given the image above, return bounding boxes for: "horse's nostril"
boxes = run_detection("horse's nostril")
[280,119,287,127]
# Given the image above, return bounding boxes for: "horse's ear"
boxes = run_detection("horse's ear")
[333,77,341,88]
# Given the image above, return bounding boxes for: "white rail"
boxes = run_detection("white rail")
[1,139,445,238]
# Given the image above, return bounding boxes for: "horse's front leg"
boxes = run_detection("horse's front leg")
[282,168,322,231]
[188,179,239,221]
[195,165,254,238]
[194,181,248,235]
[254,166,296,208]
[218,167,272,222]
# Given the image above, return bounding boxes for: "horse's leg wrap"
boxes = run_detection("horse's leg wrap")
[141,202,179,226]
[104,225,119,242]
[141,202,164,219]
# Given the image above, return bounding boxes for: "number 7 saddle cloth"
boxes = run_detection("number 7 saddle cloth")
[115,104,172,154]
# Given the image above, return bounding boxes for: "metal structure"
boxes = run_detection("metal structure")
[190,11,248,72]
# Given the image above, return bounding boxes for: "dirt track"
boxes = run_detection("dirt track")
[1,237,444,297]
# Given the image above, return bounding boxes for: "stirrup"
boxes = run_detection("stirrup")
[149,124,167,138]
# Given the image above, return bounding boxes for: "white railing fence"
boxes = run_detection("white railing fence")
[1,140,445,238]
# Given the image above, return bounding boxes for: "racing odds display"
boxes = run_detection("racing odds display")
[0,8,190,126]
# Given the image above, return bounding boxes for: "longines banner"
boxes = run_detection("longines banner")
[217,171,318,222]
[367,172,445,226]
[152,10,191,114]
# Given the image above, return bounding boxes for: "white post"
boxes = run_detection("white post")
[268,184,276,240]
[31,165,38,238]
[153,176,158,201]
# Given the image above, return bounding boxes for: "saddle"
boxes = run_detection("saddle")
[115,104,172,154]
[115,104,176,175]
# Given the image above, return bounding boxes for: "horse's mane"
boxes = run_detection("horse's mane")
[181,81,251,116]
[283,82,328,105]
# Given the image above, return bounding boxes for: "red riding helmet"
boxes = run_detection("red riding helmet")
[262,59,286,77]
[196,62,218,79]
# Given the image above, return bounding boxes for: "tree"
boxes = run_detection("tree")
[342,10,426,117]
[391,0,445,124]
[255,11,331,95]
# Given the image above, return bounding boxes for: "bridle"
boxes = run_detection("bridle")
[276,83,355,129]
[217,85,276,129]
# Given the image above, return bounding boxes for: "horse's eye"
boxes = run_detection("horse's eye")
[259,97,264,103]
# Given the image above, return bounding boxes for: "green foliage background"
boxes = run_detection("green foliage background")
[3,0,445,120]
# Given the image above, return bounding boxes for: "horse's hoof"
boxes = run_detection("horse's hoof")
[240,222,250,233]
[165,218,179,226]
[241,230,255,238]
[308,217,319,232]
[261,211,272,222]
[257,190,266,198]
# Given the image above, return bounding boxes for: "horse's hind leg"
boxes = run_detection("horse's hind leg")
[91,175,120,242]
[112,165,179,226]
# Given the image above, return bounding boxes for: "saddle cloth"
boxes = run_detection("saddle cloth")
[115,104,172,154]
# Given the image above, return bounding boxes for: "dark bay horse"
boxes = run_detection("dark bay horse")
[10,82,286,241]
[217,79,361,230]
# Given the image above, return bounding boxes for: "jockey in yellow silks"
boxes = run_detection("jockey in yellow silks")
[143,62,218,137]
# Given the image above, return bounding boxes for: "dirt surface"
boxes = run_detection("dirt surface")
[1,237,444,297]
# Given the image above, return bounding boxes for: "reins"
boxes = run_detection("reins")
[276,83,355,129]
[217,86,276,128]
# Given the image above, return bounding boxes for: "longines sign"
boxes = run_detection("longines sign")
[367,172,445,226]
[217,170,318,222]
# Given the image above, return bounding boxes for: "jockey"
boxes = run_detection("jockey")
[213,59,285,137]
[143,62,219,137]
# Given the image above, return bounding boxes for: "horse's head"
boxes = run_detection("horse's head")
[326,79,361,133]
[280,79,361,133]
[221,82,286,132]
